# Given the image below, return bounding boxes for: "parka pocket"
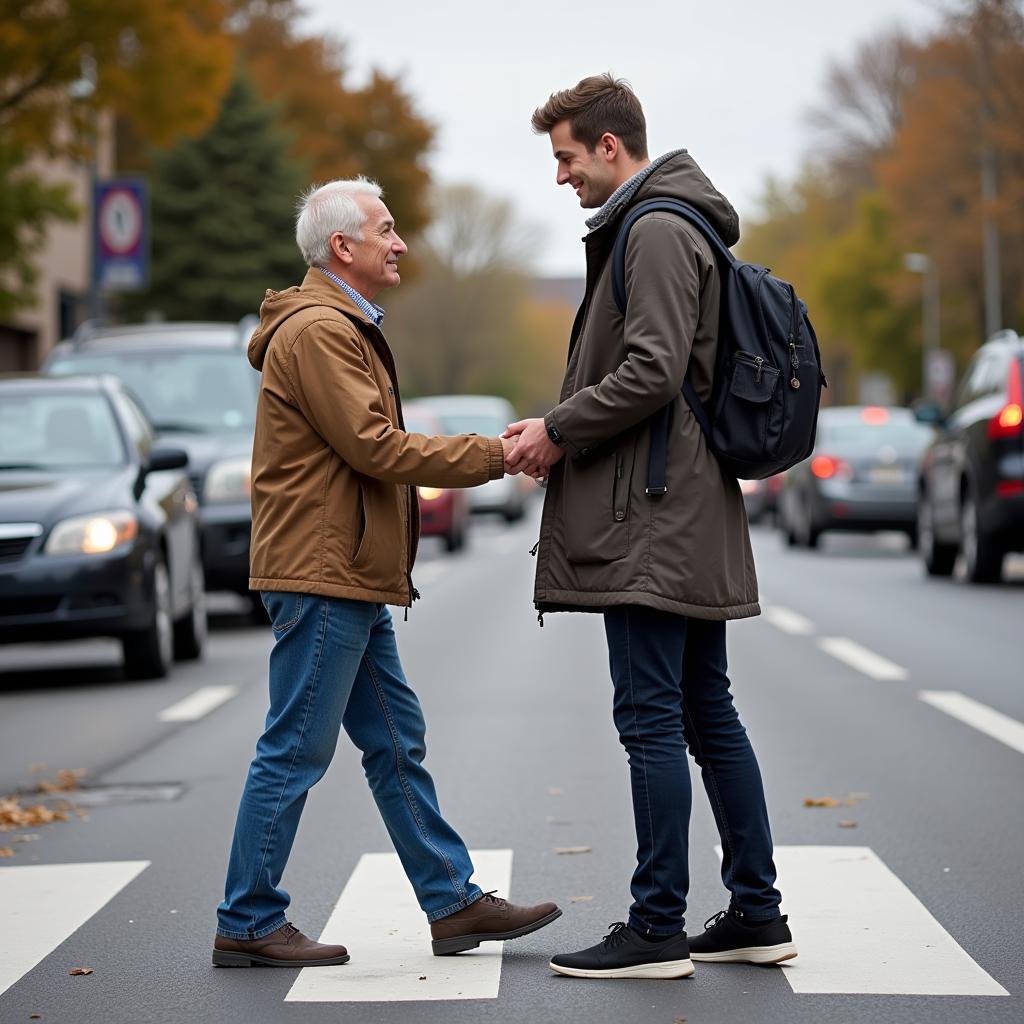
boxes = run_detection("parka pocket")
[351,482,373,567]
[562,436,638,564]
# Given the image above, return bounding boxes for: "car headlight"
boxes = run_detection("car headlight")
[418,486,444,501]
[45,511,138,556]
[204,457,252,504]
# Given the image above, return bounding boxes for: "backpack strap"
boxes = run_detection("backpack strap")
[610,198,724,495]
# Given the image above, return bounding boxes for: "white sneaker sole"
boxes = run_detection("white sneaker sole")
[549,958,695,980]
[690,942,797,965]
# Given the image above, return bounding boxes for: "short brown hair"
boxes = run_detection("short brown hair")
[531,73,648,160]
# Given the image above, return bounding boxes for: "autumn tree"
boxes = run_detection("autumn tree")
[125,75,305,322]
[230,0,434,240]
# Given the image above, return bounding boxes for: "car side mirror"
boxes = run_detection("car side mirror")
[146,447,190,472]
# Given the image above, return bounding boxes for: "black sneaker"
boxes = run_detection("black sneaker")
[688,908,797,964]
[549,922,694,979]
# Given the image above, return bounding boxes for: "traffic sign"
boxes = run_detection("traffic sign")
[93,179,149,291]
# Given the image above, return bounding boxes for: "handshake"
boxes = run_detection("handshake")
[498,418,565,481]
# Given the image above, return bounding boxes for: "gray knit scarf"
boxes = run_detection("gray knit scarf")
[585,149,688,232]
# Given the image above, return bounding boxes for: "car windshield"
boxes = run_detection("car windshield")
[819,417,934,451]
[436,412,507,436]
[48,349,258,435]
[0,393,125,469]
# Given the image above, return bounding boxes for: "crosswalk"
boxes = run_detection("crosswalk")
[0,847,1010,1004]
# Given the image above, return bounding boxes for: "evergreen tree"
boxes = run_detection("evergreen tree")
[131,73,305,321]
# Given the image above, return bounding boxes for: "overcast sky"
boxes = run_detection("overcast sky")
[304,0,943,276]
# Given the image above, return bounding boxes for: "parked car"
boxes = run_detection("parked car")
[777,406,935,548]
[420,395,530,522]
[403,403,472,552]
[43,321,260,608]
[0,374,205,679]
[740,473,785,524]
[917,330,1024,582]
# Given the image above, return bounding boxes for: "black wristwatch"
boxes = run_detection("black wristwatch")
[545,420,563,446]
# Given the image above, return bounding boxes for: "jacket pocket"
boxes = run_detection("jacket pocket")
[351,482,373,567]
[563,436,638,564]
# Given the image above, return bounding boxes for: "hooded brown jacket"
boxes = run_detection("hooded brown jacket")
[247,268,504,605]
[534,152,759,621]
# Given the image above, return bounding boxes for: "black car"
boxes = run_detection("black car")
[43,321,259,607]
[918,330,1024,583]
[0,375,206,678]
[777,406,935,548]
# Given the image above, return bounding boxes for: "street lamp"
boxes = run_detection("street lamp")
[903,252,941,400]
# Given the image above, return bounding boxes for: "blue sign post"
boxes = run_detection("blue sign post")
[93,178,149,293]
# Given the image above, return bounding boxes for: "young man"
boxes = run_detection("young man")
[505,75,796,979]
[214,178,560,968]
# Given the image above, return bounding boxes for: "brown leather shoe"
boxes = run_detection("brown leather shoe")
[430,892,561,955]
[212,922,350,967]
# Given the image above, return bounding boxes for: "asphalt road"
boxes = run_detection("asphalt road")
[1,507,1022,1024]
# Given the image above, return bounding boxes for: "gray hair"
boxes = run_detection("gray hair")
[295,177,383,267]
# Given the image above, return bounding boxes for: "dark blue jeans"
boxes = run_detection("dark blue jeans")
[217,593,482,939]
[604,606,781,936]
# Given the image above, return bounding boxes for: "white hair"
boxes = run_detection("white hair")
[295,177,383,267]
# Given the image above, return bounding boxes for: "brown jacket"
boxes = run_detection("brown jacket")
[248,268,504,605]
[534,152,759,620]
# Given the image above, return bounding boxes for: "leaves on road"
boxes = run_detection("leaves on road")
[570,895,593,903]
[68,968,93,976]
[0,797,69,831]
[0,847,14,857]
[548,788,563,796]
[838,820,858,828]
[38,769,86,794]
[555,846,592,855]
[804,793,869,809]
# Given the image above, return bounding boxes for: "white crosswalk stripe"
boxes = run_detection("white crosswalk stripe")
[286,849,512,1003]
[158,685,238,723]
[762,605,816,635]
[743,846,1008,996]
[0,861,150,997]
[817,636,910,681]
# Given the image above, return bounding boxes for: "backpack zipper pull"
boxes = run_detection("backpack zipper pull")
[753,356,764,384]
[788,337,801,389]
[529,540,540,557]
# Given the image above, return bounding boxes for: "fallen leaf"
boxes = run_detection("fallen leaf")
[570,895,593,903]
[674,1018,687,1023]
[555,846,592,855]
[418,976,427,981]
[803,797,841,808]
[838,820,858,828]
[30,1015,42,1020]
[0,797,70,831]
[38,769,86,794]
[0,848,14,857]
[68,968,93,976]
[548,788,563,796]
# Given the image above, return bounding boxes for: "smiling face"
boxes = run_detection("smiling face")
[332,195,408,299]
[549,120,619,209]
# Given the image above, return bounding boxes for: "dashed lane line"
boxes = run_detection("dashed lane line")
[918,691,1024,756]
[157,685,239,723]
[762,605,816,635]
[720,845,1008,996]
[286,849,512,1002]
[0,861,150,997]
[817,637,910,681]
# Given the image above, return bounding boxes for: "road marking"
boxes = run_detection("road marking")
[717,845,1007,996]
[286,849,512,1003]
[0,861,149,997]
[919,691,1024,756]
[762,605,815,635]
[817,637,909,681]
[158,685,238,722]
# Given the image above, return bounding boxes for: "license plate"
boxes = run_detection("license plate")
[869,466,904,484]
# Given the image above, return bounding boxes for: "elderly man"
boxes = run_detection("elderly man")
[213,178,560,968]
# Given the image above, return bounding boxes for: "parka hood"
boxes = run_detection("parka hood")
[247,268,370,371]
[587,150,740,248]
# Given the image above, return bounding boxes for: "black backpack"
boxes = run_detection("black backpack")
[611,197,825,486]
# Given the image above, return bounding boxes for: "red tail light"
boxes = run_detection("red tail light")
[989,359,1023,439]
[811,455,852,480]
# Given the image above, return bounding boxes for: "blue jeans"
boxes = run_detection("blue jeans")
[217,593,482,939]
[603,606,782,936]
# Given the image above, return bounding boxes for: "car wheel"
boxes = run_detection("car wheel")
[122,558,174,680]
[919,495,956,577]
[797,499,820,549]
[961,490,1003,583]
[503,502,526,524]
[444,522,465,553]
[779,502,797,547]
[173,555,207,661]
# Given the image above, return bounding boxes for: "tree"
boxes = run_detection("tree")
[231,0,434,240]
[125,74,305,322]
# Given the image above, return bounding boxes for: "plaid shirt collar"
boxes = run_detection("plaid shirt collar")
[318,267,385,327]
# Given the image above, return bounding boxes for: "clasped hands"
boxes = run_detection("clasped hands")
[499,418,564,481]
